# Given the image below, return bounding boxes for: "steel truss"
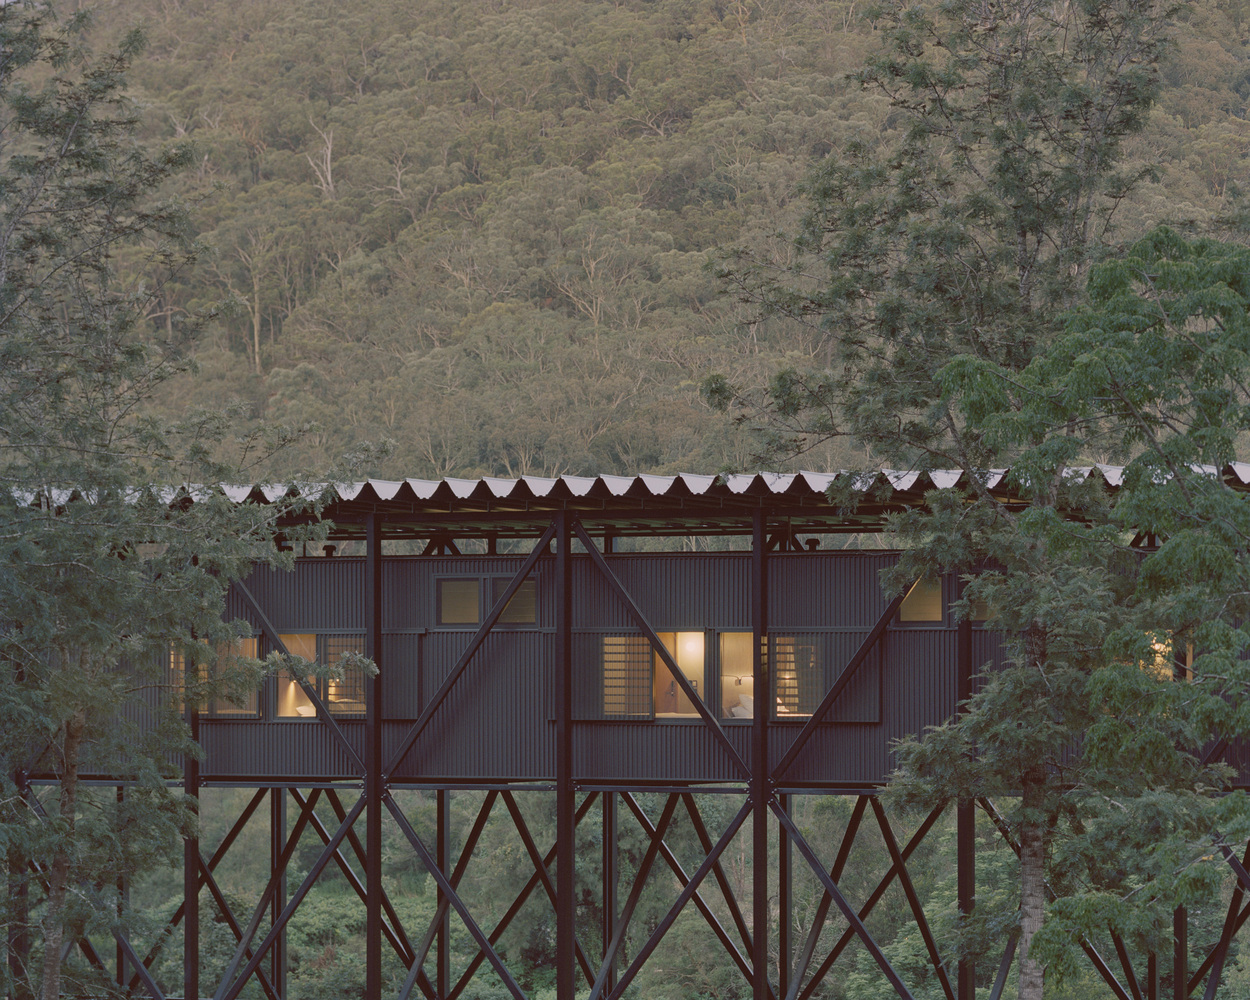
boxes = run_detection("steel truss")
[12,510,1250,999]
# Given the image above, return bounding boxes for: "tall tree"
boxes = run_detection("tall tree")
[0,7,310,998]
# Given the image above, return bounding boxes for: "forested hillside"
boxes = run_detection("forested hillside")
[90,0,1250,477]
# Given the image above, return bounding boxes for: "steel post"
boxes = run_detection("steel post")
[779,793,791,1000]
[556,511,575,1000]
[603,790,617,994]
[752,510,770,1000]
[1174,907,1187,1000]
[957,601,975,1000]
[270,789,286,998]
[438,789,451,997]
[184,712,200,1000]
[366,513,383,999]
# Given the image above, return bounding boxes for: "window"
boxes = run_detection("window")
[599,631,706,719]
[773,636,820,717]
[900,578,943,622]
[438,580,480,625]
[494,578,538,625]
[437,577,539,626]
[720,632,756,719]
[169,637,260,717]
[602,636,652,718]
[276,633,367,717]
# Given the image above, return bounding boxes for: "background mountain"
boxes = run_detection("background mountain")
[86,0,1250,478]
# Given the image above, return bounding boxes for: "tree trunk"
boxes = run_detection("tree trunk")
[1018,769,1047,1000]
[38,710,85,1000]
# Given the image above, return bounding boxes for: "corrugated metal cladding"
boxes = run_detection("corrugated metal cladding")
[768,553,899,629]
[572,554,751,630]
[380,633,420,720]
[389,631,553,782]
[385,555,553,630]
[574,722,752,782]
[199,721,365,779]
[779,627,957,784]
[242,559,366,629]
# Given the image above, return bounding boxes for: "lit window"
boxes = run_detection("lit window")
[438,579,481,625]
[169,637,260,717]
[493,578,538,624]
[276,633,368,718]
[773,636,819,717]
[720,632,756,719]
[654,631,705,717]
[899,578,943,622]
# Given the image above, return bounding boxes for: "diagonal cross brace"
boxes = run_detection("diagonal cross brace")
[573,520,749,779]
[385,523,556,776]
[447,792,600,1000]
[384,790,528,1000]
[396,792,500,1000]
[620,792,758,991]
[773,799,915,1000]
[216,795,367,1000]
[607,800,753,1000]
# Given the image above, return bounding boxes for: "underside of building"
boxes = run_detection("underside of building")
[15,469,1250,1000]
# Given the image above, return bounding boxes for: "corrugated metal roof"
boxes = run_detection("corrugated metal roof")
[18,465,1248,539]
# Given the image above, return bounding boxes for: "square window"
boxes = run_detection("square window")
[493,577,538,624]
[899,578,943,622]
[438,579,481,625]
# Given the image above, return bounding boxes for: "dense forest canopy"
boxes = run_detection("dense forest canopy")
[76,0,1250,479]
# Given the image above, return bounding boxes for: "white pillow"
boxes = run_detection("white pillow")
[295,704,316,717]
[731,705,752,719]
[739,694,754,712]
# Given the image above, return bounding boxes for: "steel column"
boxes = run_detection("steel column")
[270,789,286,998]
[752,510,770,1000]
[779,794,791,1000]
[1174,907,1187,1000]
[556,511,575,1000]
[603,791,617,995]
[366,513,383,1000]
[437,789,451,997]
[957,601,975,1000]
[184,711,199,1000]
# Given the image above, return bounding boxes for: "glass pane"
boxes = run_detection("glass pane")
[773,636,820,717]
[494,578,538,624]
[439,579,480,625]
[211,636,260,716]
[602,636,652,718]
[719,632,756,719]
[277,633,317,717]
[900,578,942,622]
[654,631,704,717]
[324,634,367,715]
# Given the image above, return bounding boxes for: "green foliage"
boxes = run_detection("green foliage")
[0,6,313,997]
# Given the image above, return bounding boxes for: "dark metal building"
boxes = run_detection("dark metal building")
[21,470,1250,1000]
